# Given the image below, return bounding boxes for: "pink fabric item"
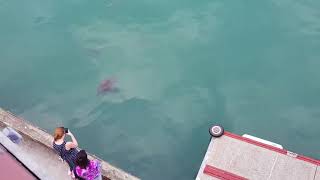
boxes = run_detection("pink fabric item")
[75,160,101,180]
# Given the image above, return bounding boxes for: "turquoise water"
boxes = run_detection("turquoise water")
[1,0,320,179]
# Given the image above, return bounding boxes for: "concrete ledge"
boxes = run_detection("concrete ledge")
[0,126,72,180]
[0,132,42,179]
[196,131,319,180]
[0,108,139,180]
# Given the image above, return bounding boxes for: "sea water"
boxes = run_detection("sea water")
[0,0,320,179]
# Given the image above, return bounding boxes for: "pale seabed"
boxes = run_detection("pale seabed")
[0,0,320,179]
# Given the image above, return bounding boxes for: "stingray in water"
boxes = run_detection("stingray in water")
[97,78,119,95]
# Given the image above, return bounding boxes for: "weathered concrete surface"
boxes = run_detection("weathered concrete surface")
[0,143,37,180]
[269,154,317,180]
[0,130,70,180]
[0,108,140,180]
[0,123,70,180]
[314,167,320,180]
[196,133,320,180]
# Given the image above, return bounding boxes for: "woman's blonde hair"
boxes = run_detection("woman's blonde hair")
[54,127,65,141]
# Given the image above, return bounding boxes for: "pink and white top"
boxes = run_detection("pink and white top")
[75,160,101,180]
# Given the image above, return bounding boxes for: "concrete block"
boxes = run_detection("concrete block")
[315,167,320,180]
[269,155,317,180]
[226,138,278,180]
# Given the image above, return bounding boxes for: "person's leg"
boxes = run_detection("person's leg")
[70,166,75,178]
[67,161,75,178]
[67,163,72,175]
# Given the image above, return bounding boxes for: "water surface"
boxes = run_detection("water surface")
[1,0,320,179]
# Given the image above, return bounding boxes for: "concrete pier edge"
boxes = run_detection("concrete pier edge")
[0,108,139,180]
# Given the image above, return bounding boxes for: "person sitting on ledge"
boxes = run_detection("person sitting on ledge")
[53,127,79,178]
[74,150,102,180]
